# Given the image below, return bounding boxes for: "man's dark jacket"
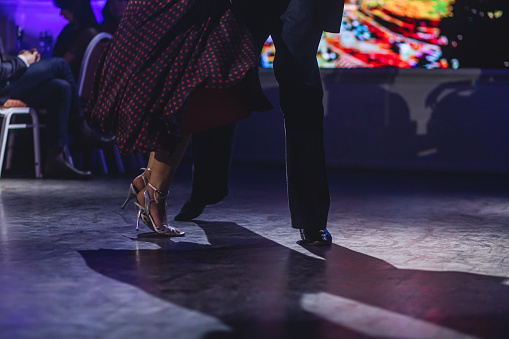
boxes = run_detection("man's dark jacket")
[320,0,345,33]
[0,42,28,106]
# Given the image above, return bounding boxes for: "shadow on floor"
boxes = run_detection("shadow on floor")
[79,221,509,339]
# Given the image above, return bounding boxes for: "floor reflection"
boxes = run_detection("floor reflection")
[79,221,509,339]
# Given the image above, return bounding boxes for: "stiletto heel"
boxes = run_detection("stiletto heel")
[121,184,137,209]
[136,205,142,231]
[135,182,185,237]
[120,168,151,209]
[134,198,155,232]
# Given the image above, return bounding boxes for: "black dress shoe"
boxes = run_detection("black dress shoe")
[44,160,92,180]
[74,128,116,148]
[298,228,332,246]
[174,199,206,221]
[44,147,92,180]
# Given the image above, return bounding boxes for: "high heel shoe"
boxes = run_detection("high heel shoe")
[121,168,151,209]
[134,182,185,237]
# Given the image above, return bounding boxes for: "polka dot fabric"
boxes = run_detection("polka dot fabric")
[87,0,260,155]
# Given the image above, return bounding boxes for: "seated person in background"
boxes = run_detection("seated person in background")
[0,47,114,179]
[52,0,99,80]
[99,0,128,35]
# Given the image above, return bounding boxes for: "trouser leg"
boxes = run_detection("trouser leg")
[272,0,330,230]
[11,58,83,122]
[279,84,330,230]
[190,122,236,205]
[12,78,71,148]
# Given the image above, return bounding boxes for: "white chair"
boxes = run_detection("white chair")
[0,106,42,178]
[77,32,125,174]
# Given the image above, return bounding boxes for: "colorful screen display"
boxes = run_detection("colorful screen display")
[261,0,508,69]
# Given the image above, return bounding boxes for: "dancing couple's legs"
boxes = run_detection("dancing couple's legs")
[184,0,331,244]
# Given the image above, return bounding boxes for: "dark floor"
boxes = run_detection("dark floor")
[1,162,509,339]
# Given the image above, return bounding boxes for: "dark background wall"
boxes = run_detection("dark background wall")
[234,68,509,173]
[2,1,509,174]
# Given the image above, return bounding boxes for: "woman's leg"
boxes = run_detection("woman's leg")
[137,134,191,229]
[132,157,154,192]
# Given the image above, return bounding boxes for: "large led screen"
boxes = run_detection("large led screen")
[261,0,509,69]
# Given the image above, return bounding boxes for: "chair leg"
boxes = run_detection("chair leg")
[5,131,16,171]
[30,109,42,178]
[0,112,13,178]
[136,152,146,168]
[127,153,138,170]
[99,149,108,174]
[113,145,125,173]
[63,145,74,167]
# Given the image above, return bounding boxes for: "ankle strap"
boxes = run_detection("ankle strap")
[148,182,168,203]
[138,168,151,185]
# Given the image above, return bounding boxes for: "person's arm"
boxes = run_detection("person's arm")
[0,54,28,85]
[0,49,39,83]
[0,50,40,106]
[0,54,27,106]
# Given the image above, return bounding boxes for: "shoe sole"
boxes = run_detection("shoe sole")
[297,239,332,246]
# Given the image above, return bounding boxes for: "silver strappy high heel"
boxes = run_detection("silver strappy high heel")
[134,182,185,237]
[121,168,150,209]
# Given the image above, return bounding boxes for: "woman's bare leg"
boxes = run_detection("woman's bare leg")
[132,155,156,191]
[137,134,191,229]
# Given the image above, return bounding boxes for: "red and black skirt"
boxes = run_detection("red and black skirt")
[87,0,270,155]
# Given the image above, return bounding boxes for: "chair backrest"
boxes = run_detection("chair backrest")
[77,32,112,100]
[0,37,7,59]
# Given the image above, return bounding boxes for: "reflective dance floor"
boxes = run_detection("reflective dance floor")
[1,162,509,338]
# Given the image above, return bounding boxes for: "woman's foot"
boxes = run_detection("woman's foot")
[135,182,184,237]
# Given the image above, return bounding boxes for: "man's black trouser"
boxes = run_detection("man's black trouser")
[189,0,330,230]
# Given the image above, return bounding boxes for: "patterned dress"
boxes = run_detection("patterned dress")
[87,0,270,155]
